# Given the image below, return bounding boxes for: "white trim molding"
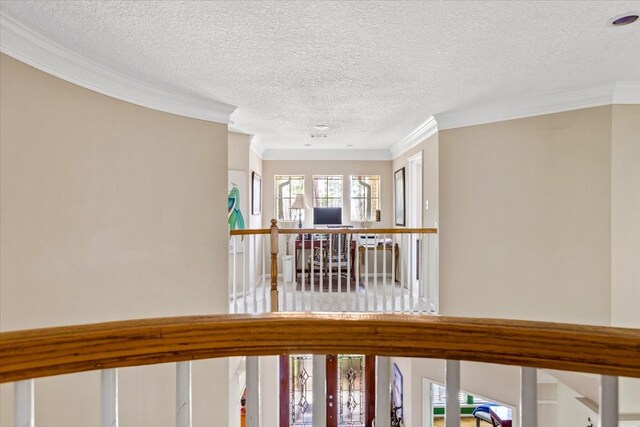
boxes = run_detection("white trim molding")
[263,149,391,161]
[434,81,640,131]
[250,137,267,159]
[612,81,640,104]
[0,13,236,124]
[389,116,438,159]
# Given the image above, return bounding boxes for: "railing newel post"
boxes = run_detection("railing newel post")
[270,218,279,312]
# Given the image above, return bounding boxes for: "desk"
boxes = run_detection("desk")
[358,243,399,282]
[295,238,356,281]
[489,406,512,427]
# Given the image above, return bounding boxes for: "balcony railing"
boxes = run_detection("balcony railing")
[1,313,639,427]
[229,220,438,314]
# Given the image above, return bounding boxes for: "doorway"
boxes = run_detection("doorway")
[407,152,423,302]
[280,355,376,427]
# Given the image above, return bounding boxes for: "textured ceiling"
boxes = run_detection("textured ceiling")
[1,1,639,150]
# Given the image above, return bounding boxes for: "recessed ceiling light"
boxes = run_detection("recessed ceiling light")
[612,14,638,25]
[347,144,354,147]
[314,125,329,131]
[304,143,312,147]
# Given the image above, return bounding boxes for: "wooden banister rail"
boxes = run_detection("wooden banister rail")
[230,227,438,235]
[1,313,639,383]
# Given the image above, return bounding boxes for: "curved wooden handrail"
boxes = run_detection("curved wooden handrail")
[230,227,437,236]
[1,313,639,383]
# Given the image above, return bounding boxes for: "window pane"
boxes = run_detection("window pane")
[312,175,342,208]
[275,175,305,221]
[350,175,380,221]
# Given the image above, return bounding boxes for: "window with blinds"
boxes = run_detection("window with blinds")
[431,383,489,405]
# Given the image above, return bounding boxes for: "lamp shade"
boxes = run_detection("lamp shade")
[291,194,310,210]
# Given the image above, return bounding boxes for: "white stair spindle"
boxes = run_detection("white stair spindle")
[599,375,618,427]
[14,379,34,427]
[383,233,387,312]
[176,362,192,427]
[374,234,378,311]
[520,367,537,427]
[364,240,369,311]
[376,356,391,427]
[101,369,119,427]
[246,357,260,427]
[232,237,237,313]
[445,360,460,427]
[312,355,326,427]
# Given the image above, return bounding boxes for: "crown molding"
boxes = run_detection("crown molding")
[0,13,236,124]
[250,137,266,159]
[263,149,391,161]
[389,116,438,160]
[434,81,640,131]
[612,81,640,104]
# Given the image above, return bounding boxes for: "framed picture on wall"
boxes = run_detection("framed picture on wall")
[252,171,262,215]
[394,167,406,226]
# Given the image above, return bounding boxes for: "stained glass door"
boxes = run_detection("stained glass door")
[281,355,375,427]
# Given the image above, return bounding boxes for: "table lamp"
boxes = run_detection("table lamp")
[291,194,310,229]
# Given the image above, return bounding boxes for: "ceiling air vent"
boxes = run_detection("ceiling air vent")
[310,133,328,139]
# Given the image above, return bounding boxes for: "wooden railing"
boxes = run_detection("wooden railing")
[229,220,439,314]
[1,313,639,427]
[2,314,639,382]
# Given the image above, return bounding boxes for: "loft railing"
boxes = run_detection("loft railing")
[229,220,438,314]
[1,313,639,427]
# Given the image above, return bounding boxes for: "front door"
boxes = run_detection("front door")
[280,354,375,427]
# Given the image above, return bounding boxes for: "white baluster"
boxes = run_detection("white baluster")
[392,235,397,313]
[599,375,618,427]
[243,234,247,314]
[176,362,192,427]
[520,367,537,427]
[364,239,369,311]
[374,234,378,311]
[383,233,387,312]
[376,356,391,427]
[101,369,118,427]
[445,360,460,427]
[400,234,405,313]
[301,233,306,311]
[312,355,326,427]
[232,237,237,314]
[14,379,34,427]
[246,357,260,427]
[252,234,257,314]
[327,234,335,311]
[262,236,267,313]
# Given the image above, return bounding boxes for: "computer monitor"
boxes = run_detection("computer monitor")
[313,207,342,226]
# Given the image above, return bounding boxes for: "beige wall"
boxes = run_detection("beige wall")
[392,133,439,229]
[0,54,230,426]
[438,106,613,324]
[262,160,394,228]
[610,104,640,414]
[611,104,640,329]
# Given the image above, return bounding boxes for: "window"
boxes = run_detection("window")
[275,175,305,221]
[312,175,343,207]
[350,175,380,221]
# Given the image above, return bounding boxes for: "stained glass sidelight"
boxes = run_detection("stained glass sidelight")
[290,355,313,426]
[338,355,365,427]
